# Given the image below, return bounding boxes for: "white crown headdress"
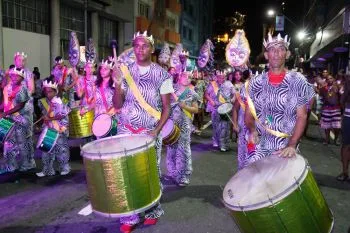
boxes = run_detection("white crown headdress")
[9,67,25,78]
[100,59,115,69]
[55,58,64,64]
[180,50,189,57]
[133,31,154,45]
[216,70,225,76]
[14,52,28,59]
[263,33,290,50]
[43,80,58,91]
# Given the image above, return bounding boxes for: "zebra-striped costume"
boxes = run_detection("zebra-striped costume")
[246,71,315,164]
[95,84,114,116]
[166,84,199,184]
[2,82,34,173]
[117,62,173,225]
[37,97,71,176]
[206,80,235,150]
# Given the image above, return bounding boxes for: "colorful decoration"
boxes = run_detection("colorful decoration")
[69,31,80,67]
[197,39,214,71]
[85,38,96,64]
[117,47,136,66]
[158,43,171,65]
[170,43,183,73]
[225,29,250,68]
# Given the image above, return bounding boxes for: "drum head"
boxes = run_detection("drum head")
[81,134,155,159]
[217,103,233,114]
[92,114,112,137]
[160,119,174,138]
[223,154,307,211]
[36,127,48,148]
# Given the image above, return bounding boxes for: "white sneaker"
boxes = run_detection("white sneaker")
[213,143,219,147]
[60,170,70,176]
[220,148,227,152]
[36,172,46,177]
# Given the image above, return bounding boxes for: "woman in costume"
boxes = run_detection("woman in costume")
[36,80,71,177]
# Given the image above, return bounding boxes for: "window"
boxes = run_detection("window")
[99,17,118,59]
[188,28,193,41]
[183,26,187,38]
[167,17,176,30]
[2,0,49,34]
[60,3,85,59]
[138,1,150,19]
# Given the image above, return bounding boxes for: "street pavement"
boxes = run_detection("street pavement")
[0,117,349,233]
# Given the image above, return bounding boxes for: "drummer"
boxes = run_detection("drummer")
[113,30,173,233]
[245,33,315,162]
[165,71,199,186]
[36,80,71,177]
[93,59,117,123]
[0,67,32,174]
[205,70,235,152]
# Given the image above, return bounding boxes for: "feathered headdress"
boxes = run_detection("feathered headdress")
[85,38,96,64]
[158,43,171,65]
[263,33,290,50]
[69,31,80,67]
[133,31,154,45]
[225,29,251,68]
[197,39,214,71]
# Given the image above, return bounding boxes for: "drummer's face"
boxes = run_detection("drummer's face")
[133,38,153,64]
[44,87,57,100]
[178,73,190,86]
[100,65,111,78]
[84,63,94,75]
[216,74,225,84]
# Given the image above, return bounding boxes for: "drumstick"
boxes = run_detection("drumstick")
[110,40,118,62]
[33,116,44,125]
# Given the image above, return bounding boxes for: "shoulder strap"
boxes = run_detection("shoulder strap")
[40,98,61,131]
[211,81,226,103]
[120,65,161,120]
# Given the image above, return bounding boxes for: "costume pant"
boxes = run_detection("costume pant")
[237,108,249,170]
[3,122,34,172]
[211,110,230,150]
[118,128,164,225]
[166,121,192,182]
[39,134,70,176]
[21,99,35,170]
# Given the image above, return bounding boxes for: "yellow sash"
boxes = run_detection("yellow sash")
[235,92,246,111]
[172,92,193,120]
[244,81,290,138]
[120,65,161,120]
[40,98,65,132]
[211,81,226,104]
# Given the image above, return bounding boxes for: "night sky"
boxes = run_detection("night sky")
[213,0,306,61]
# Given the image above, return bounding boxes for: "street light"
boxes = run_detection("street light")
[297,30,306,41]
[267,9,275,17]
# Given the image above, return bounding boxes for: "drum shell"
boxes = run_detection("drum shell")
[0,118,15,142]
[81,136,162,217]
[37,128,59,153]
[92,114,118,138]
[162,123,181,145]
[69,108,94,138]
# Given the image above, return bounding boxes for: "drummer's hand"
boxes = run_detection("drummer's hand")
[210,100,216,107]
[178,101,186,109]
[0,112,5,119]
[148,129,160,137]
[233,124,239,133]
[248,130,259,144]
[80,107,87,116]
[112,66,123,86]
[273,146,296,158]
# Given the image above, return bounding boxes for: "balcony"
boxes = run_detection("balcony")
[165,29,180,44]
[166,0,181,14]
[136,16,150,32]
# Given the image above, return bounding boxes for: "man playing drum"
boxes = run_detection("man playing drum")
[36,80,71,177]
[205,70,235,152]
[113,31,173,233]
[245,33,315,162]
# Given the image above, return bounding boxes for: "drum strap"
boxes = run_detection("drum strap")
[244,81,290,138]
[120,64,161,120]
[172,88,193,120]
[235,92,246,111]
[40,98,65,133]
[211,81,226,104]
[3,84,21,116]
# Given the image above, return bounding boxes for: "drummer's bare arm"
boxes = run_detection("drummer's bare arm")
[64,69,79,91]
[179,101,198,114]
[150,93,171,136]
[244,106,259,144]
[0,102,26,118]
[205,92,215,106]
[273,105,308,158]
[232,100,239,132]
[112,67,125,109]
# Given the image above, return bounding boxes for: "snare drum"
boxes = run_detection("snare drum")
[161,119,180,145]
[92,114,118,138]
[68,107,94,138]
[0,118,15,143]
[81,134,162,217]
[36,127,59,153]
[217,103,233,121]
[223,154,334,233]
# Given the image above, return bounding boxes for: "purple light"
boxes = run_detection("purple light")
[323,53,333,58]
[333,47,348,53]
[317,57,326,62]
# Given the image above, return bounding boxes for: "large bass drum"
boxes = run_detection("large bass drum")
[223,154,334,233]
[81,134,161,217]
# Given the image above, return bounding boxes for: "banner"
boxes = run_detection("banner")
[275,15,285,31]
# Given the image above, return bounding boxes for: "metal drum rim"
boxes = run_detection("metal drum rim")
[224,156,309,211]
[81,134,156,159]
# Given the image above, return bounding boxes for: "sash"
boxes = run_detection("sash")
[244,81,290,138]
[235,92,246,111]
[120,65,161,120]
[3,84,21,116]
[172,88,192,119]
[40,98,65,132]
[211,81,226,104]
[99,86,115,115]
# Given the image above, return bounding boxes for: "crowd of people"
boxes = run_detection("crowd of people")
[0,30,349,233]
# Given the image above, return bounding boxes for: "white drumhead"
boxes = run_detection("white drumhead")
[223,154,307,211]
[81,134,155,159]
[92,114,112,137]
[217,103,233,114]
[160,119,174,138]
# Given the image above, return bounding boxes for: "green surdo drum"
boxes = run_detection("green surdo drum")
[0,118,15,143]
[223,154,334,233]
[81,134,161,217]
